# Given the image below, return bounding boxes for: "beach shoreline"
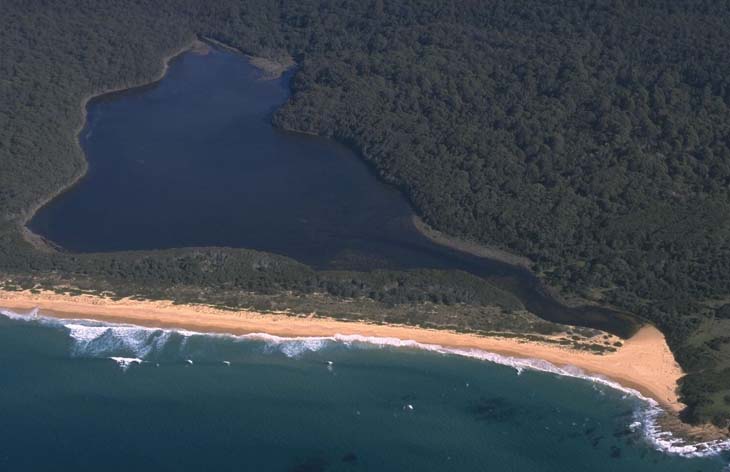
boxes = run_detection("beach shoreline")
[5,287,730,446]
[0,289,682,410]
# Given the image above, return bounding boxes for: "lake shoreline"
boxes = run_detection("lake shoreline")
[412,216,533,269]
[4,287,726,445]
[201,35,294,79]
[19,36,202,252]
[411,215,624,310]
[19,36,291,253]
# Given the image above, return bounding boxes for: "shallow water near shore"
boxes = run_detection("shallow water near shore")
[1,309,727,471]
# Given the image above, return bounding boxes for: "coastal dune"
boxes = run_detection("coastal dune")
[0,288,683,412]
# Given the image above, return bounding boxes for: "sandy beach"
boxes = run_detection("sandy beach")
[0,289,684,413]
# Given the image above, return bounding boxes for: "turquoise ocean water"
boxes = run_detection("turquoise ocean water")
[0,309,727,471]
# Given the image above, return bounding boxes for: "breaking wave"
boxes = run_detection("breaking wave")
[1,307,728,458]
[67,323,178,358]
[110,356,143,371]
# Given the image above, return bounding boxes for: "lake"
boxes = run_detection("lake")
[28,46,639,337]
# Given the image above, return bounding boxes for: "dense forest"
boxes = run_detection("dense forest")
[2,0,730,429]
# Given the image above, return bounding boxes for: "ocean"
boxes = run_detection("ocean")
[1,309,727,471]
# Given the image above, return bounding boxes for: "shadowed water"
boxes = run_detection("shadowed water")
[28,47,641,337]
[0,311,727,471]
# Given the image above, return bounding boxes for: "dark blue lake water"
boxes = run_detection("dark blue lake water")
[0,309,727,471]
[31,47,437,270]
[28,47,638,337]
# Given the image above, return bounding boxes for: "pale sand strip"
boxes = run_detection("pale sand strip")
[412,216,533,269]
[0,289,683,412]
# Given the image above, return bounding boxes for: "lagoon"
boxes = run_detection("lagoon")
[28,46,638,337]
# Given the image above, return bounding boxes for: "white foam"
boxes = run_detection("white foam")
[240,332,331,358]
[636,404,730,457]
[0,308,189,359]
[237,332,730,457]
[1,308,728,457]
[336,334,730,457]
[65,323,176,358]
[109,357,143,371]
[1,307,54,324]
